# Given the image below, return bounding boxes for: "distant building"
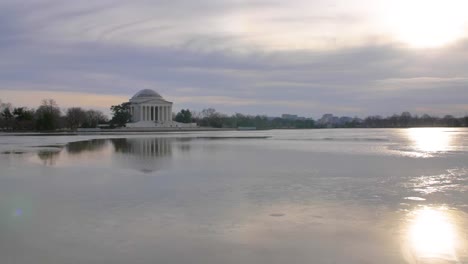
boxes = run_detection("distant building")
[281,114,299,120]
[339,116,353,124]
[317,114,357,127]
[126,89,196,128]
[318,114,336,127]
[129,89,173,123]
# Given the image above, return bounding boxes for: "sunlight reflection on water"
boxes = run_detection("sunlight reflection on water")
[407,128,454,154]
[404,207,461,264]
[410,168,468,195]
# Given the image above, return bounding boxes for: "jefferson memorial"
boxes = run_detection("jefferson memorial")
[126,89,196,128]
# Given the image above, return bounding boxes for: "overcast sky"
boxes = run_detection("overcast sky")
[1,0,468,118]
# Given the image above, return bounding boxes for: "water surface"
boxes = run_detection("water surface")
[1,128,467,264]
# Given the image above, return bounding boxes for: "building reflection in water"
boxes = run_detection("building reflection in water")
[110,138,174,173]
[404,206,462,263]
[36,138,178,173]
[111,138,172,157]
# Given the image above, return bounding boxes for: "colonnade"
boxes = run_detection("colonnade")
[134,105,171,122]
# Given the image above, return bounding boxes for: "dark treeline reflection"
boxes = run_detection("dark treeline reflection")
[65,139,109,154]
[57,138,178,157]
[37,149,61,166]
[36,137,192,172]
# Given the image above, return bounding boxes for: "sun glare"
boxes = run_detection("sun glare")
[407,128,453,154]
[381,0,468,48]
[406,207,459,262]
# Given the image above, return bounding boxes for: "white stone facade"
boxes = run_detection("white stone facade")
[126,89,197,128]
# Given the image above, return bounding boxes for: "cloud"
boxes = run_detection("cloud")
[0,0,392,51]
[0,0,468,117]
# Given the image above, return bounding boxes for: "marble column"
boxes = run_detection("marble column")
[160,106,163,122]
[166,106,170,121]
[145,105,148,121]
[140,106,143,121]
[156,106,161,122]
[159,106,163,122]
[156,106,159,122]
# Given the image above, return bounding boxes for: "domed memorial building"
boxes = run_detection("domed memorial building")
[126,89,196,128]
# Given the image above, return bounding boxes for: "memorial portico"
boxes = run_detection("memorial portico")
[125,89,197,128]
[128,89,173,123]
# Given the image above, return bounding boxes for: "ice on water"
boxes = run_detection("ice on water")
[0,128,467,264]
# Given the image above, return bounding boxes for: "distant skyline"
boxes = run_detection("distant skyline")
[1,0,468,118]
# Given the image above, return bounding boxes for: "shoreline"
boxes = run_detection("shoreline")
[0,127,238,136]
[1,126,467,137]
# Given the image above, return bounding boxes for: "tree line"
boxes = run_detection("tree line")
[173,108,468,129]
[0,99,107,131]
[108,104,316,129]
[360,112,468,128]
[2,99,468,131]
[176,108,316,129]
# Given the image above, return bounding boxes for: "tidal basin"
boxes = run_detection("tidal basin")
[0,128,467,264]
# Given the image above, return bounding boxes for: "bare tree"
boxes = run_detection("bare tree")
[36,99,61,131]
[66,107,87,130]
[84,110,108,128]
[200,108,217,118]
[0,100,12,111]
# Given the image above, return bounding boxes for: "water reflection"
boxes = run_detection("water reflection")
[37,149,61,166]
[405,207,460,263]
[35,138,176,173]
[407,128,454,154]
[112,138,172,157]
[66,139,108,154]
[111,138,173,173]
[409,168,468,195]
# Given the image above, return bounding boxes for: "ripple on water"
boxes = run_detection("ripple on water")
[409,168,468,195]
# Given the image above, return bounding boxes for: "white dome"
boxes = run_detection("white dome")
[132,89,162,99]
